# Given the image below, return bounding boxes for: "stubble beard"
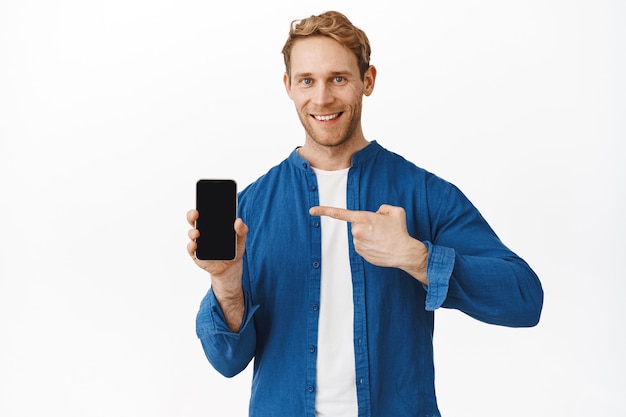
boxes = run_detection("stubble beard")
[299,102,363,150]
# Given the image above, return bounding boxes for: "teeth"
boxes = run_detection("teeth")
[314,113,340,121]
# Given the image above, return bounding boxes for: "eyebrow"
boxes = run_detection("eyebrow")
[293,70,353,79]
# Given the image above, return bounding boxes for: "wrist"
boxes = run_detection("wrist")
[399,238,429,285]
[211,277,243,301]
[211,278,245,333]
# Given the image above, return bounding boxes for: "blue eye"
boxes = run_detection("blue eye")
[301,78,312,85]
[334,76,345,83]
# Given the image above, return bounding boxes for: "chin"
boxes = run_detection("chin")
[313,136,351,148]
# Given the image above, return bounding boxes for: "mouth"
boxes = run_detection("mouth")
[311,112,343,122]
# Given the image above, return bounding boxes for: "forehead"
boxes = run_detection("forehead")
[290,36,359,75]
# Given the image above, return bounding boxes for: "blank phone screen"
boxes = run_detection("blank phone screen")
[195,179,237,260]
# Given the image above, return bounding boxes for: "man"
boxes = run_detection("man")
[186,10,543,417]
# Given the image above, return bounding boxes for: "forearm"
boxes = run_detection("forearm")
[210,262,245,333]
[196,288,258,377]
[211,281,245,333]
[426,243,543,327]
[447,253,543,327]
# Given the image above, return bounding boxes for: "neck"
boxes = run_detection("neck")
[298,136,369,171]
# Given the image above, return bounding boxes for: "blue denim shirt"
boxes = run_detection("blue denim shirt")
[196,141,543,417]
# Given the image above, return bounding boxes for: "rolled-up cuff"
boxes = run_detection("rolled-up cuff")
[196,288,259,338]
[423,241,455,311]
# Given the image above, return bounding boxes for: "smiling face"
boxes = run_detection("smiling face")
[284,36,376,154]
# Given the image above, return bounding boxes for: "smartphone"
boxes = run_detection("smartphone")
[195,179,237,260]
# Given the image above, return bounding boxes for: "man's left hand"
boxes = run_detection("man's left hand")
[309,204,429,285]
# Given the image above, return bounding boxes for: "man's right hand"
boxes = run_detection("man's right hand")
[186,209,248,277]
[187,209,248,332]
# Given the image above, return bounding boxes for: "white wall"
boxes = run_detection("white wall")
[1,1,624,416]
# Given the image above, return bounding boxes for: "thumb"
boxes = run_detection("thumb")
[234,218,248,256]
[376,204,395,215]
[376,204,406,220]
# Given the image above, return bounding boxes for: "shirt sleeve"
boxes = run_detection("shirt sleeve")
[422,181,543,327]
[422,241,455,311]
[195,288,259,377]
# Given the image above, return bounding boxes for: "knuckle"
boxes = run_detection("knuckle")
[351,224,366,238]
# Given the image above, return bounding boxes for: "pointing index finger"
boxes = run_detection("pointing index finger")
[309,206,359,223]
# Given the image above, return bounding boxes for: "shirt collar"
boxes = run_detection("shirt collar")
[289,140,382,171]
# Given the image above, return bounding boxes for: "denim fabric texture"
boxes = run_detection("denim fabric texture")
[196,141,543,417]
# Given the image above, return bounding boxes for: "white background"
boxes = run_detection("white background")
[1,0,624,416]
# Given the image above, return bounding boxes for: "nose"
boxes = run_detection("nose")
[311,83,334,107]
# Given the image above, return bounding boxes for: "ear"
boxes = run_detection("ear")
[283,72,293,98]
[363,65,377,97]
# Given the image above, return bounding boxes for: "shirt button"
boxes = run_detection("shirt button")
[307,386,315,393]
[309,345,316,353]
[302,163,309,170]
[313,261,320,269]
[312,304,319,311]
[313,221,320,228]
[309,185,317,191]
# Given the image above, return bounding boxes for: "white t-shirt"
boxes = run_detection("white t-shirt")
[313,167,358,417]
